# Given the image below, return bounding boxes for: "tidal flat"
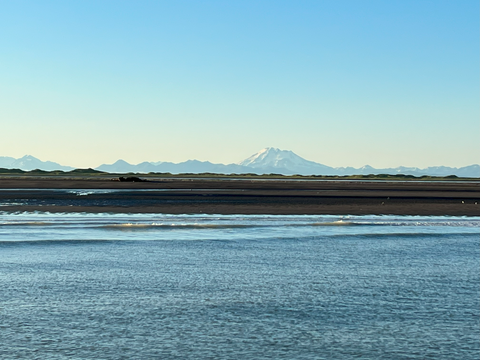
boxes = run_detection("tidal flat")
[0,177,479,215]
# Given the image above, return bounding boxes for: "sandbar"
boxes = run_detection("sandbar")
[0,177,479,216]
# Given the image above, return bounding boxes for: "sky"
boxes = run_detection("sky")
[1,0,478,169]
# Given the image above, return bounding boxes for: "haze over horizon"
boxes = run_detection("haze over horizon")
[1,0,478,169]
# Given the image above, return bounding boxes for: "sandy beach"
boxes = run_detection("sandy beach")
[0,177,479,216]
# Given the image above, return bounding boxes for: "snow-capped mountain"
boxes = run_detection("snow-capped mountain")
[238,148,335,175]
[1,155,73,171]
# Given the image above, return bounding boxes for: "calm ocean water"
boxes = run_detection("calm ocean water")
[0,212,479,359]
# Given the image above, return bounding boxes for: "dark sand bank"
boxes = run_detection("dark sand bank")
[0,177,479,216]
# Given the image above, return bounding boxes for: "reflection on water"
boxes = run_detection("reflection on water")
[0,213,479,359]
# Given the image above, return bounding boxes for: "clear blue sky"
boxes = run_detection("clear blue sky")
[1,0,478,168]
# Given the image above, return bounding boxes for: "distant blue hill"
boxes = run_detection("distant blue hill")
[96,148,480,177]
[1,150,479,177]
[0,155,73,171]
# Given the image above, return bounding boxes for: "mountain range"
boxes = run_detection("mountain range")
[0,155,74,172]
[1,148,479,177]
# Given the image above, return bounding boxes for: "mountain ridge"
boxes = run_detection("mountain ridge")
[0,155,74,171]
[1,149,479,177]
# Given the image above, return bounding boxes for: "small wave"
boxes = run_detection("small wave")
[67,190,117,196]
[100,221,373,230]
[0,221,54,227]
[98,219,398,230]
[0,232,476,246]
[0,239,117,246]
[2,219,477,230]
[310,221,361,226]
[100,223,255,230]
[332,232,479,239]
[71,191,95,196]
[0,202,27,207]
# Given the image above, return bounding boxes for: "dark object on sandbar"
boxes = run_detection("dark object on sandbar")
[118,176,148,182]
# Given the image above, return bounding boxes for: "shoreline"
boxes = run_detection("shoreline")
[1,177,479,216]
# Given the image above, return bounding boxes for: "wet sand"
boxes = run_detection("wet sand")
[0,177,479,216]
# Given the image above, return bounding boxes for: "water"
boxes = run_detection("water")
[1,212,479,359]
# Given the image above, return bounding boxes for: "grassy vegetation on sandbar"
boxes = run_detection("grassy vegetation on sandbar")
[0,168,478,181]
